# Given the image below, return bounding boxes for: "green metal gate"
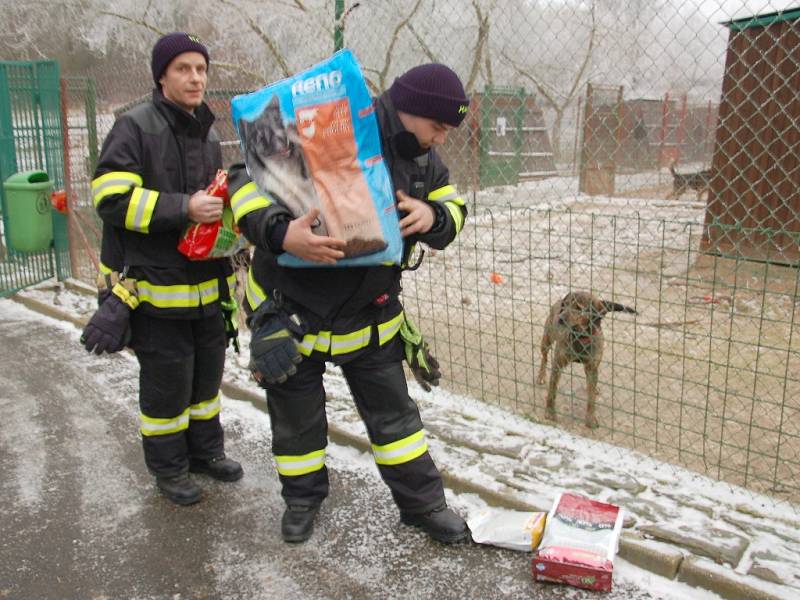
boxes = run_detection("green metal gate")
[0,60,71,297]
[479,86,526,188]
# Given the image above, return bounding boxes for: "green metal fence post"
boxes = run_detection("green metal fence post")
[334,0,345,52]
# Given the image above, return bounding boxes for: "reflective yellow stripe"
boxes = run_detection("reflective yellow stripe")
[245,266,267,311]
[378,311,404,346]
[428,184,457,202]
[92,171,143,207]
[275,449,326,476]
[231,181,272,222]
[372,430,428,466]
[99,262,113,275]
[226,272,237,298]
[136,278,220,309]
[297,311,403,358]
[298,331,331,357]
[140,408,190,437]
[190,393,221,421]
[125,187,159,233]
[428,184,465,232]
[330,326,372,356]
[446,201,465,233]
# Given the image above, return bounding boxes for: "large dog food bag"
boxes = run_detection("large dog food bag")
[532,492,623,592]
[231,49,402,267]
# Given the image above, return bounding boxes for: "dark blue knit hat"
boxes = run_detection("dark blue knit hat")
[389,64,470,127]
[151,32,210,84]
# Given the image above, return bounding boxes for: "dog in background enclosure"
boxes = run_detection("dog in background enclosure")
[537,291,637,429]
[669,160,712,200]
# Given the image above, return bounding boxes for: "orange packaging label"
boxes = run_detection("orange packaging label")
[295,100,386,258]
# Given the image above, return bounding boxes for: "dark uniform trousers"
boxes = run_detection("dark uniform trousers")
[130,311,227,476]
[266,333,446,514]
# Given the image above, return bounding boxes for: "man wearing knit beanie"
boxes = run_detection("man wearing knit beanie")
[87,32,243,507]
[151,32,211,114]
[223,62,471,546]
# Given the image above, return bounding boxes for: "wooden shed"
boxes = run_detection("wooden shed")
[702,8,800,265]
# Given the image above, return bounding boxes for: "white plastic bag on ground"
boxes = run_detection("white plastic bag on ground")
[468,508,546,551]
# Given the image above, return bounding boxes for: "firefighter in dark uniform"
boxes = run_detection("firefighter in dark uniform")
[85,33,242,505]
[228,64,471,543]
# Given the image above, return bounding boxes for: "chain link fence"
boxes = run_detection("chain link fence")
[30,0,799,503]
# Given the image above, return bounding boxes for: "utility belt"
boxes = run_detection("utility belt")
[96,267,139,310]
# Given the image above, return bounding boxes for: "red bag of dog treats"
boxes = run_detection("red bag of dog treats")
[178,170,247,260]
[532,492,623,592]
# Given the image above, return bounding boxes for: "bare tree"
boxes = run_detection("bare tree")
[501,0,598,162]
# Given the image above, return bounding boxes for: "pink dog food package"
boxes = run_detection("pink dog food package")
[531,492,623,592]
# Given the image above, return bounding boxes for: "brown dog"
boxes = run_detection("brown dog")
[536,292,636,429]
[669,161,711,200]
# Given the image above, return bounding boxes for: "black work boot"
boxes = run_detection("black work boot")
[156,473,202,506]
[400,505,470,543]
[189,454,244,482]
[281,505,320,543]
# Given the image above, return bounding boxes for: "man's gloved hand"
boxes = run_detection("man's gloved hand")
[220,298,240,354]
[399,315,442,392]
[247,299,306,388]
[80,283,137,355]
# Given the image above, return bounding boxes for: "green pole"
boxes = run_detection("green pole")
[334,0,344,52]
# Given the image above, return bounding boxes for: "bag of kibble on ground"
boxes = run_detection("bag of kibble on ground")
[532,492,623,592]
[231,48,402,267]
[178,170,247,260]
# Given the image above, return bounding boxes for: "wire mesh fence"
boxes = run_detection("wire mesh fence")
[5,0,797,503]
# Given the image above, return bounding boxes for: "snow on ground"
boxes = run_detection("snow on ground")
[1,296,731,599]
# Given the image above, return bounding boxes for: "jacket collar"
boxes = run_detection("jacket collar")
[376,91,429,162]
[151,87,215,137]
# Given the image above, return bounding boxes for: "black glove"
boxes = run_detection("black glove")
[399,316,441,392]
[221,298,240,354]
[80,284,136,355]
[247,299,306,388]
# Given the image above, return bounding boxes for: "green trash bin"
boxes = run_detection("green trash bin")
[3,170,54,253]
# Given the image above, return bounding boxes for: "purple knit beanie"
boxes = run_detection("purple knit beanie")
[389,64,470,127]
[151,32,210,85]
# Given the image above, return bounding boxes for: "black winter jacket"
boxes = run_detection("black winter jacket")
[230,90,467,329]
[93,89,232,318]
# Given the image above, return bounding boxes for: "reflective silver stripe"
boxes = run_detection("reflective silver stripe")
[231,182,271,221]
[135,280,220,309]
[245,267,267,311]
[190,394,221,420]
[447,202,465,233]
[92,171,143,207]
[372,430,428,465]
[125,187,158,232]
[274,450,326,476]
[378,311,404,345]
[140,410,190,436]
[431,191,457,202]
[330,327,371,355]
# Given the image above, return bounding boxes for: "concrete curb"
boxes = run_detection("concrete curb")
[10,284,792,600]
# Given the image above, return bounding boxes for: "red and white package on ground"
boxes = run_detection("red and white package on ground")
[531,492,623,592]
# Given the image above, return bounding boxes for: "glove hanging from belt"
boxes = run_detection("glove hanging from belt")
[81,279,138,355]
[247,296,307,388]
[399,314,441,392]
[220,298,240,354]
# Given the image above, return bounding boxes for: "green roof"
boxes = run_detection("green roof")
[724,7,800,30]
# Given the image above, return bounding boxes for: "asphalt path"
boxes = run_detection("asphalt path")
[0,304,658,599]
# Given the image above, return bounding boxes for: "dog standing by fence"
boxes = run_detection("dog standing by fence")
[669,161,712,200]
[537,292,637,429]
